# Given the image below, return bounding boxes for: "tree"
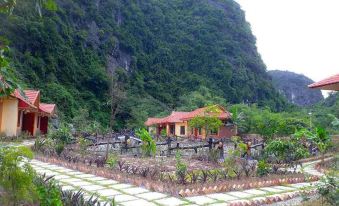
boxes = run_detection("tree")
[295,127,332,165]
[229,107,241,135]
[0,39,21,97]
[265,135,309,171]
[109,68,127,130]
[0,0,56,15]
[328,114,339,128]
[0,0,57,97]
[0,146,36,206]
[188,105,223,139]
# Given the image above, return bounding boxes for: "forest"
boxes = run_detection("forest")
[0,0,289,129]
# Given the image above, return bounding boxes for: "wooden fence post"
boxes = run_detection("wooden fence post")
[167,137,172,156]
[208,138,213,151]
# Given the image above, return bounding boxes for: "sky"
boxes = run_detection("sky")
[235,0,339,85]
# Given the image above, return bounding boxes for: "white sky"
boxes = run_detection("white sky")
[235,0,339,83]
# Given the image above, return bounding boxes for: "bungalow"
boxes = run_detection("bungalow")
[145,105,236,139]
[0,89,56,137]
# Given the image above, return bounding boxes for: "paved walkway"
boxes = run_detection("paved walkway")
[29,159,324,206]
[7,140,324,206]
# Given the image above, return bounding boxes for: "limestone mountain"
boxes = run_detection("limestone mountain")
[268,70,324,106]
[0,0,287,128]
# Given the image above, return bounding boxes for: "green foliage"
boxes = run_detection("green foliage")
[78,137,90,157]
[0,146,36,206]
[55,142,64,156]
[257,160,269,177]
[208,148,220,163]
[136,128,156,157]
[34,175,62,206]
[229,104,308,138]
[0,38,22,97]
[188,105,223,138]
[231,136,247,156]
[175,151,187,184]
[106,153,118,169]
[316,175,339,206]
[48,124,73,144]
[265,135,310,165]
[295,127,332,164]
[0,0,288,129]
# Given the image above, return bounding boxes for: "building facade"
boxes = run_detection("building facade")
[0,89,56,137]
[145,105,236,139]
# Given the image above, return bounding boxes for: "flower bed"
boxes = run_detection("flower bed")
[35,155,319,197]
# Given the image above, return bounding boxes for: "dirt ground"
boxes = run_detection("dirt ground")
[119,155,222,172]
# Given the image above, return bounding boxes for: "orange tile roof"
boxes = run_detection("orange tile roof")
[145,105,231,126]
[308,74,339,91]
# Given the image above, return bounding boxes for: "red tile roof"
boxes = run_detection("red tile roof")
[23,90,40,106]
[39,103,56,116]
[308,74,339,91]
[181,105,231,120]
[12,89,37,110]
[11,89,55,115]
[145,105,231,126]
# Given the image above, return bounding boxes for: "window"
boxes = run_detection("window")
[180,126,185,135]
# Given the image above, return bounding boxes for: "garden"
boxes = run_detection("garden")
[1,105,338,205]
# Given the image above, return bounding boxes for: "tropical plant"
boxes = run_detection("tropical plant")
[265,136,309,168]
[0,146,36,206]
[295,127,332,164]
[106,153,118,169]
[34,175,62,206]
[136,128,156,157]
[175,151,187,184]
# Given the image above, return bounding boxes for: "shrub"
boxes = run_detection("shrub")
[106,154,118,169]
[55,143,64,156]
[136,128,156,157]
[316,174,339,206]
[208,148,220,163]
[34,175,62,206]
[79,137,90,157]
[257,160,269,177]
[49,124,73,145]
[0,146,36,205]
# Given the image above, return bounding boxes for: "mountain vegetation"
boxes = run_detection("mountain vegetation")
[0,0,295,129]
[268,70,324,106]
